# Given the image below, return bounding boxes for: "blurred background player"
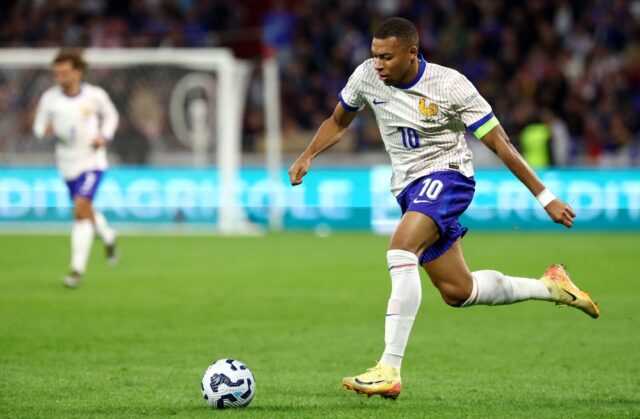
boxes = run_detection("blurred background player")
[33,48,119,288]
[288,17,600,400]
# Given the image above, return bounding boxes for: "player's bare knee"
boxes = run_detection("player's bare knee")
[387,243,419,256]
[388,237,429,257]
[441,292,469,307]
[73,210,92,220]
[438,284,471,307]
[73,201,93,220]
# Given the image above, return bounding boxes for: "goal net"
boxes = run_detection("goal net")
[0,48,280,233]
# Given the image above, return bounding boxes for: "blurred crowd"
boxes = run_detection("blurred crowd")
[0,0,639,166]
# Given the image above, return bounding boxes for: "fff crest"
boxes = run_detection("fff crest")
[419,98,438,117]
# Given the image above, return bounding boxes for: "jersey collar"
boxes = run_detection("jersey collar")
[63,83,84,98]
[393,54,426,89]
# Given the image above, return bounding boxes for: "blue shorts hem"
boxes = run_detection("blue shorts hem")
[395,171,475,264]
[419,226,468,263]
[65,170,104,201]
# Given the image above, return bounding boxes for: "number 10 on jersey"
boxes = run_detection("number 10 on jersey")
[398,127,420,149]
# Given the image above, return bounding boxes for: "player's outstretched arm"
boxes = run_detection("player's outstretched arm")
[288,103,357,186]
[479,124,576,228]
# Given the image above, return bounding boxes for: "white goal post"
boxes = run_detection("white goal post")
[0,48,283,233]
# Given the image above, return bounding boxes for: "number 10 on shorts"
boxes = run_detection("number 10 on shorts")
[415,177,443,202]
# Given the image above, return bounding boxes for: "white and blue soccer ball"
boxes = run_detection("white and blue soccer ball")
[201,359,256,409]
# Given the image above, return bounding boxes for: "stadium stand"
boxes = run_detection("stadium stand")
[0,0,638,166]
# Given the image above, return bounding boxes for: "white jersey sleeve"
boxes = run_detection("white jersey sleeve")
[95,87,119,140]
[338,63,368,112]
[32,90,54,139]
[448,73,499,139]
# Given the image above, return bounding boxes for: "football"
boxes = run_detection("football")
[200,359,256,409]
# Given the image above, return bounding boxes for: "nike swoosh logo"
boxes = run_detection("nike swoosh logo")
[373,99,387,105]
[413,199,432,203]
[355,378,385,385]
[564,289,578,301]
[385,313,398,317]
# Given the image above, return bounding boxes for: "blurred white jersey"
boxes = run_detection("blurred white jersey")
[33,83,119,180]
[339,56,499,196]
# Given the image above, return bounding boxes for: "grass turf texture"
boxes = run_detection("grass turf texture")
[0,232,638,418]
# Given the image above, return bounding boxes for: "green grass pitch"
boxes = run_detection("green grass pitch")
[1,231,638,418]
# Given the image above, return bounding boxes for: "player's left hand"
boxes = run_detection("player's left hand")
[288,156,311,186]
[44,122,54,137]
[545,199,576,228]
[92,136,107,149]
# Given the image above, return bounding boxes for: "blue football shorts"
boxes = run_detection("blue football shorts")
[395,170,475,263]
[65,170,104,201]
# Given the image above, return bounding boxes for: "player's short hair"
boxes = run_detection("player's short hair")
[374,17,419,48]
[53,48,88,72]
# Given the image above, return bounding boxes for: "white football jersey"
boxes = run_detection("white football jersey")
[339,56,499,196]
[33,83,119,180]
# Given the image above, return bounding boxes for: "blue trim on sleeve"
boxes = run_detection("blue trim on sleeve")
[467,111,494,131]
[338,92,359,112]
[394,54,427,89]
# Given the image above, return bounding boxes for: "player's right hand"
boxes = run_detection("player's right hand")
[92,136,107,150]
[288,156,311,186]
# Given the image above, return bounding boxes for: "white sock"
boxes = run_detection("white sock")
[93,211,116,245]
[380,249,422,369]
[462,270,551,306]
[71,219,95,274]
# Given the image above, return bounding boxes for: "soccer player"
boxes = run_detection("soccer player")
[33,49,119,288]
[288,18,600,400]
